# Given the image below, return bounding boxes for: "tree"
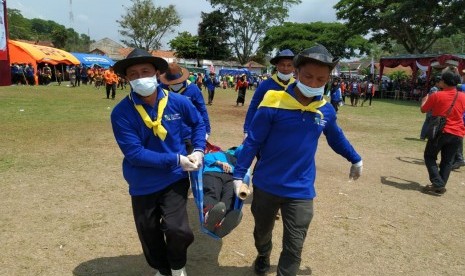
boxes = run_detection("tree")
[7,9,92,52]
[7,9,33,40]
[260,22,371,60]
[334,0,465,54]
[197,10,232,60]
[207,0,301,64]
[117,0,181,50]
[169,32,204,60]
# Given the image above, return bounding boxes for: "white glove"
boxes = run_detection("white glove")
[349,160,363,181]
[233,179,243,197]
[205,133,210,140]
[187,151,204,168]
[179,155,198,171]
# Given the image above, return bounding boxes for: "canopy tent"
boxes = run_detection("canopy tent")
[379,53,465,95]
[380,54,465,79]
[218,68,251,77]
[71,52,114,68]
[8,39,80,66]
[8,40,80,84]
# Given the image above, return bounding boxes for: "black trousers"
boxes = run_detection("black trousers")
[106,83,116,99]
[131,178,193,274]
[362,93,373,106]
[203,172,235,211]
[251,186,313,276]
[207,89,215,104]
[424,133,462,188]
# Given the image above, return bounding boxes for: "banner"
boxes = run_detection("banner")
[0,0,7,60]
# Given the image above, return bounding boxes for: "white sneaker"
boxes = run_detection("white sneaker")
[155,271,169,276]
[171,267,187,276]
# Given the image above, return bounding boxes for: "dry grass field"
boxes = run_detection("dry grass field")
[1,84,464,276]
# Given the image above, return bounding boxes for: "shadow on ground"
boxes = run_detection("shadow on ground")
[380,176,423,192]
[396,156,424,166]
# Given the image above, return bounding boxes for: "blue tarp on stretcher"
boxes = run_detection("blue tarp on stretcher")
[71,52,115,68]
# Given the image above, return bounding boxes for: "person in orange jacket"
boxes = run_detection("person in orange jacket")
[104,66,119,99]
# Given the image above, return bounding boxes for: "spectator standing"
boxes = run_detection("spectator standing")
[420,67,465,195]
[104,66,118,99]
[235,74,248,106]
[204,72,220,105]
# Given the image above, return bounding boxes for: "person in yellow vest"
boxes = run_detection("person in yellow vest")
[233,44,363,276]
[104,66,119,99]
[111,48,206,276]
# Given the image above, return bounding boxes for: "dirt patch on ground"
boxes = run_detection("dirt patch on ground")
[1,88,464,276]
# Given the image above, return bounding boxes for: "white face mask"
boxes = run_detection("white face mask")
[169,82,184,92]
[277,71,293,81]
[130,76,158,97]
[296,81,325,98]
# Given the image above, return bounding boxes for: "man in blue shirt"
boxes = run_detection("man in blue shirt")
[159,63,212,152]
[233,44,363,276]
[111,48,206,276]
[243,49,295,138]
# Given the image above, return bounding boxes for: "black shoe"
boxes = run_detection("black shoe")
[254,255,270,275]
[214,210,242,238]
[204,202,226,232]
[422,184,446,196]
[452,161,465,170]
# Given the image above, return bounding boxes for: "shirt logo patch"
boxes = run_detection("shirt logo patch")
[314,117,327,127]
[164,113,181,121]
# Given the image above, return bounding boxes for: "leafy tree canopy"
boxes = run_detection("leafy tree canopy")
[197,10,232,60]
[169,32,204,60]
[207,0,301,64]
[7,8,91,52]
[118,0,181,50]
[334,0,465,54]
[260,22,370,60]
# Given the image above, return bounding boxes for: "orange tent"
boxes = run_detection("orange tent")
[8,39,80,65]
[8,39,80,84]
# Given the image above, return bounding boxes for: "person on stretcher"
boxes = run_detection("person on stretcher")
[202,145,246,238]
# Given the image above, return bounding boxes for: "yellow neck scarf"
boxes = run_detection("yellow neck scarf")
[271,74,295,89]
[130,90,169,140]
[259,90,326,119]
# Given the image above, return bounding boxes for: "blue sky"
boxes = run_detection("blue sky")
[9,0,340,48]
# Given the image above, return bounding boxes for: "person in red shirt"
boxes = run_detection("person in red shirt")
[235,74,248,106]
[420,67,465,195]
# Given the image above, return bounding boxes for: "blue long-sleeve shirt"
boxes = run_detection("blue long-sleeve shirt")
[204,76,219,91]
[161,81,211,135]
[203,151,236,174]
[233,83,361,199]
[111,87,206,196]
[243,75,294,133]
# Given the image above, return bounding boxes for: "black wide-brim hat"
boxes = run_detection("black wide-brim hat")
[270,49,295,65]
[113,48,169,76]
[294,44,339,70]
